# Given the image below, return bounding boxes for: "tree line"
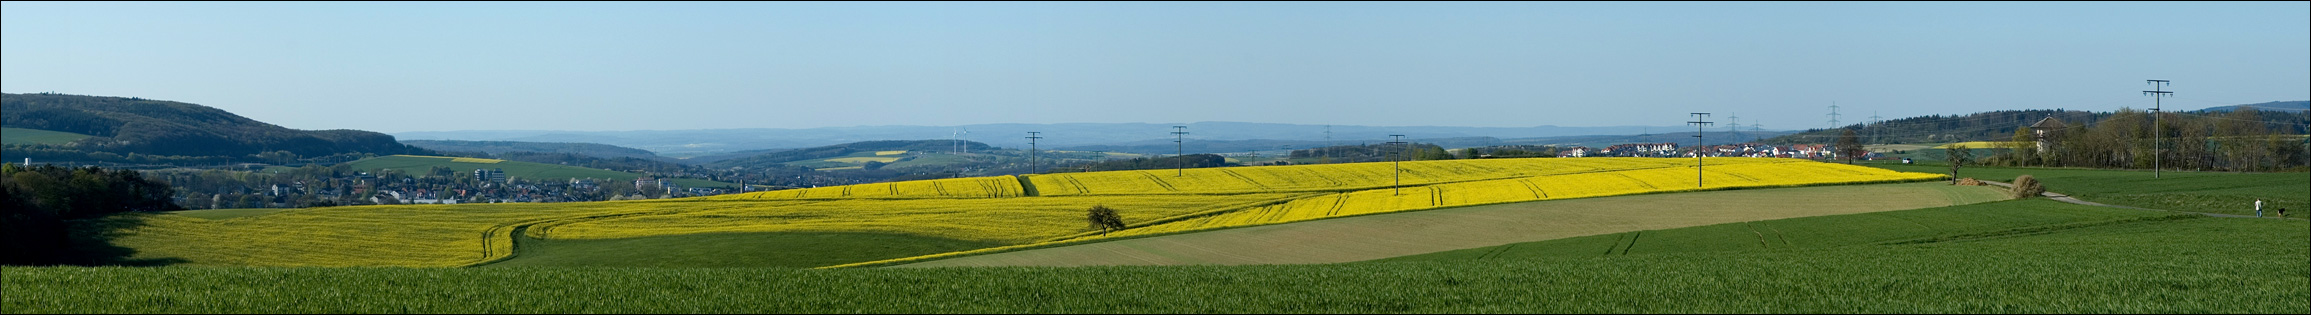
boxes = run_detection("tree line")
[1286,143,1452,163]
[1764,108,2308,146]
[1980,108,2308,171]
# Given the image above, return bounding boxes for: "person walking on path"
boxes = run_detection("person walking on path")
[2253,199,2263,218]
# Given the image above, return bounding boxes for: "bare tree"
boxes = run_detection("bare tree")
[1836,129,1864,164]
[1946,144,1972,185]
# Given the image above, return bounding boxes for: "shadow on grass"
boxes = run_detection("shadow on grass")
[63,213,187,266]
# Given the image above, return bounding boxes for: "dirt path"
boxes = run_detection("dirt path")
[898,182,2009,268]
[1978,180,2280,219]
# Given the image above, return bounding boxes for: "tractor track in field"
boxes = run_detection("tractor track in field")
[465,201,829,267]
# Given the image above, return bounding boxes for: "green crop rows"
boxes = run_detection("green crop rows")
[8,204,2302,313]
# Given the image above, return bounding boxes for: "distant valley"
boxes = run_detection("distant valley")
[391,122,1707,157]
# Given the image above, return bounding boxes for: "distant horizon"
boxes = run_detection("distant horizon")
[18,91,2301,135]
[6,2,2304,133]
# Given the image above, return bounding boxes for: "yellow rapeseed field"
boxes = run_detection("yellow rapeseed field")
[448,157,505,163]
[1932,141,2026,149]
[97,157,1942,268]
[1077,159,1943,241]
[826,157,905,164]
[709,176,1025,200]
[537,194,1311,244]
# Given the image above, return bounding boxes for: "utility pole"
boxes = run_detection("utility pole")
[1172,125,1189,176]
[1388,134,1407,196]
[1025,132,1042,173]
[2144,80,2171,179]
[1689,113,1713,188]
[1726,113,1740,144]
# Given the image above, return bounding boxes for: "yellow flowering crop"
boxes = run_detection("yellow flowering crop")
[98,157,1940,268]
[709,175,1025,200]
[1073,158,1943,241]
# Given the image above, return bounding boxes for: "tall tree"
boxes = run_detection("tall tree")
[2008,126,2036,167]
[1835,129,1863,164]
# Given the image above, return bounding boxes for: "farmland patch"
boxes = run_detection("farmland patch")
[899,182,2004,267]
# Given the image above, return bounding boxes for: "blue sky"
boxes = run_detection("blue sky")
[4,1,2304,133]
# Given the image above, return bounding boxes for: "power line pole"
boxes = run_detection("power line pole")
[1689,113,1713,188]
[1752,123,1764,143]
[1172,125,1189,176]
[1323,125,1333,164]
[2144,79,2172,179]
[1727,113,1741,144]
[1828,102,1843,129]
[1388,134,1407,196]
[1868,112,1884,147]
[1025,132,1042,173]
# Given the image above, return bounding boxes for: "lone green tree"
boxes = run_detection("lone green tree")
[1086,205,1125,234]
[1946,144,1972,185]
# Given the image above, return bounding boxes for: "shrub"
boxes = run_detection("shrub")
[2010,175,2045,199]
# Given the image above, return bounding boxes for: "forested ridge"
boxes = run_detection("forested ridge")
[1764,107,2308,145]
[1,93,431,165]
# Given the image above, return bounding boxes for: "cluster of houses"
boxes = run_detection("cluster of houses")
[1555,142,1875,160]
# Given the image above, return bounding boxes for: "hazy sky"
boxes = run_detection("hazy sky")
[4,1,2305,133]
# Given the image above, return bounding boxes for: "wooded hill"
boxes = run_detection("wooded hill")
[1762,106,2310,145]
[1,93,431,165]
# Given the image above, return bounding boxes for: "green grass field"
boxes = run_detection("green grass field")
[903,182,2007,267]
[0,127,92,145]
[7,162,2303,313]
[481,232,998,269]
[1377,198,2186,261]
[9,201,2301,313]
[1870,163,2308,216]
[344,155,738,188]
